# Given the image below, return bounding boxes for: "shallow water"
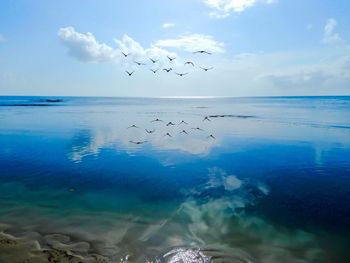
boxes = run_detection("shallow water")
[0,96,349,262]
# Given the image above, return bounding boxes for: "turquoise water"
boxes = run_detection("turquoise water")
[0,96,349,262]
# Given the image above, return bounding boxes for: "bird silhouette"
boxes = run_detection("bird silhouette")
[150,58,159,63]
[184,61,195,67]
[203,116,211,122]
[150,68,159,74]
[163,68,173,72]
[121,51,130,57]
[125,71,134,76]
[180,130,189,135]
[176,73,188,77]
[207,135,216,140]
[127,125,139,129]
[179,120,188,125]
[166,122,176,126]
[164,133,172,137]
[167,56,176,62]
[191,127,204,131]
[200,67,214,71]
[129,140,147,145]
[151,118,163,122]
[134,61,146,66]
[193,50,212,55]
[145,129,155,133]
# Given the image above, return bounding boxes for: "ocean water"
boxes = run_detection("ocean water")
[0,96,349,262]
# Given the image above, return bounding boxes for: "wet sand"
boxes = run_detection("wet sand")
[0,225,111,263]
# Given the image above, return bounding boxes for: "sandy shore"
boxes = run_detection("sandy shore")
[0,230,112,263]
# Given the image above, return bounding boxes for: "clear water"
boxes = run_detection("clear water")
[0,96,349,262]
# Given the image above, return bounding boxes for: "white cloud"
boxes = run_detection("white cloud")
[58,27,119,62]
[162,23,176,29]
[58,26,175,63]
[322,18,343,45]
[0,34,6,43]
[260,55,350,91]
[203,0,275,18]
[114,34,175,62]
[155,34,225,53]
[199,48,350,96]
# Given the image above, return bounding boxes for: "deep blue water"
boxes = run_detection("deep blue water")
[0,96,349,262]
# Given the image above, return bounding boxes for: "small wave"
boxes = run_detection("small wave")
[0,98,65,107]
[157,247,255,263]
[35,99,64,103]
[0,103,57,107]
[209,114,256,119]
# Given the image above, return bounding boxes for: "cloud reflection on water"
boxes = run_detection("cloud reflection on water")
[0,166,324,262]
[175,167,324,263]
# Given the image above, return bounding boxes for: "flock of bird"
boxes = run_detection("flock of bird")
[127,116,215,145]
[122,50,214,77]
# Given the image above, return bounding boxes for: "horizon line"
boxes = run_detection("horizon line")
[0,94,350,100]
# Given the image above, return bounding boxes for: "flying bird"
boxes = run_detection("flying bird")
[193,50,212,55]
[207,135,216,140]
[145,129,155,133]
[179,120,188,125]
[129,140,147,145]
[127,125,139,129]
[163,68,173,72]
[176,73,188,77]
[164,133,172,137]
[203,116,211,122]
[200,67,214,72]
[184,61,195,67]
[166,122,176,126]
[150,68,159,74]
[167,56,176,62]
[125,71,134,76]
[150,58,159,63]
[121,51,130,57]
[191,127,204,131]
[151,118,163,122]
[180,130,188,135]
[134,61,146,66]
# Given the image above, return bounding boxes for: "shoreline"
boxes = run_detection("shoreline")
[0,226,112,263]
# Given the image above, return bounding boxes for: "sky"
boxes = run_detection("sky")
[0,0,350,97]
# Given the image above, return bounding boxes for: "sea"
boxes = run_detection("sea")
[0,96,349,262]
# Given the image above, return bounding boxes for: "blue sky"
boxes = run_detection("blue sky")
[0,0,349,97]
